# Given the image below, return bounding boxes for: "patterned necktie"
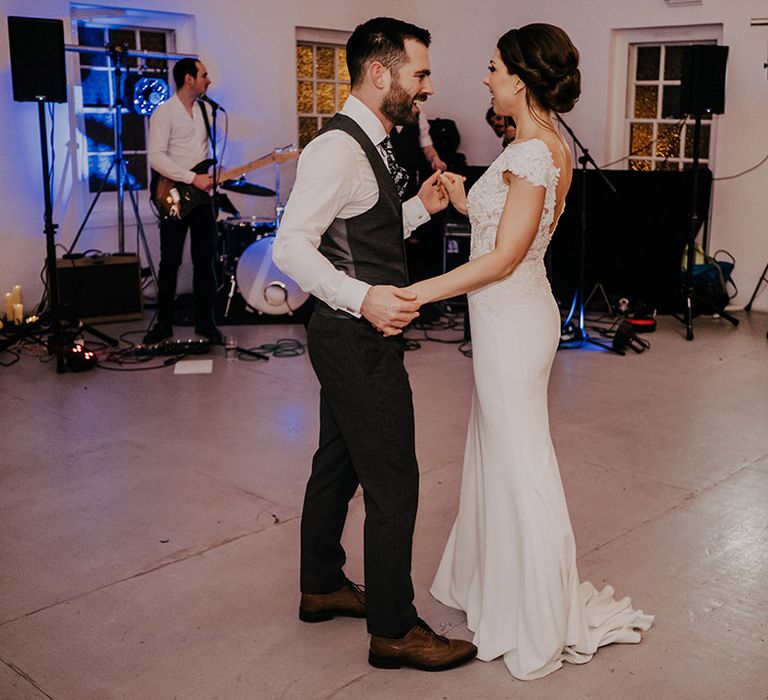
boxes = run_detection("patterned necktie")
[380,136,409,199]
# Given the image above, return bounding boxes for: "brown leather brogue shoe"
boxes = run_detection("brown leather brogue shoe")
[299,579,366,623]
[369,618,477,671]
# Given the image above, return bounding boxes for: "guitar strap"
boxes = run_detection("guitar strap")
[198,100,215,151]
[198,100,219,214]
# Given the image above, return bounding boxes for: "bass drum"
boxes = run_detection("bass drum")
[235,235,309,315]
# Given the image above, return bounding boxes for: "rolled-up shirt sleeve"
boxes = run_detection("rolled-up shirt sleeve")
[272,136,372,316]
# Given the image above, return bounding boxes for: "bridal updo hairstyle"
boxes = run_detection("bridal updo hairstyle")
[497,24,580,114]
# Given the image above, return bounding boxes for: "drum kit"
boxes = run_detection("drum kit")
[215,148,309,318]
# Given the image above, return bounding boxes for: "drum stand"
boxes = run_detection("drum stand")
[223,254,239,318]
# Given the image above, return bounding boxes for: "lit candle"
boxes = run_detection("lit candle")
[3,292,13,320]
[11,285,22,305]
[13,302,23,324]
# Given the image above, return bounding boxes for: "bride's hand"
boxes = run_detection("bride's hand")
[439,172,468,216]
[378,285,422,336]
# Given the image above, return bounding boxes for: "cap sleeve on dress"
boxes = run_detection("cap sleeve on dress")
[500,139,554,189]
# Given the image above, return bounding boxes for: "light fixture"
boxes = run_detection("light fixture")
[132,77,169,116]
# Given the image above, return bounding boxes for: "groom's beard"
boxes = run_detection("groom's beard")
[382,79,427,126]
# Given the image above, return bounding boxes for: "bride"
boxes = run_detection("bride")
[405,24,654,680]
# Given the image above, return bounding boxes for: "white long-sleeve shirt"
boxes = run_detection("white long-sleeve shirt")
[147,94,212,184]
[272,95,430,317]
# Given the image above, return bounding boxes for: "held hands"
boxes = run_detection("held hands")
[192,173,214,192]
[438,172,467,216]
[361,285,420,336]
[417,171,449,215]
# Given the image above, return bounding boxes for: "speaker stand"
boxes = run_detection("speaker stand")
[673,113,739,339]
[0,102,116,371]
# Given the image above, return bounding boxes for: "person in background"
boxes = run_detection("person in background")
[144,57,222,346]
[391,107,447,176]
[485,105,517,148]
[391,107,448,282]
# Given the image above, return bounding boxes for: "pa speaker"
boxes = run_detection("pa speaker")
[679,45,728,115]
[8,16,67,103]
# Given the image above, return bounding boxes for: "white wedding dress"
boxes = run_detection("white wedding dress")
[430,139,654,680]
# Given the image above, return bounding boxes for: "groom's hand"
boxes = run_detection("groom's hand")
[361,285,419,336]
[417,170,449,214]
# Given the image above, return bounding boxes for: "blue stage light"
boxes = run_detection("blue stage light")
[132,77,169,116]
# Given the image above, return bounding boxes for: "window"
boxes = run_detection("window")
[77,22,174,192]
[295,41,350,148]
[626,42,714,171]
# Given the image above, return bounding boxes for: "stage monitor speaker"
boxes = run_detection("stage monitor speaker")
[679,45,728,115]
[7,16,67,103]
[443,219,471,308]
[443,220,470,273]
[57,254,143,323]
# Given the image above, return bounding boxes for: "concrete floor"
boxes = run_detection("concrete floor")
[1,311,767,699]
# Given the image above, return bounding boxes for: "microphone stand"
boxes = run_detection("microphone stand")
[207,97,220,201]
[556,115,622,354]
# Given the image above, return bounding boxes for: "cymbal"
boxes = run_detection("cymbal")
[221,178,276,197]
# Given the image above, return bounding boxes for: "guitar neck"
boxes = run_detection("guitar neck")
[218,150,299,183]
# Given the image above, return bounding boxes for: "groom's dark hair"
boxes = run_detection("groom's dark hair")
[346,17,431,88]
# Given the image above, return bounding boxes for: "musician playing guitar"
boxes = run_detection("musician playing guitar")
[145,57,222,345]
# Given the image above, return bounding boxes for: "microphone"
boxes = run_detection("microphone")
[198,94,223,111]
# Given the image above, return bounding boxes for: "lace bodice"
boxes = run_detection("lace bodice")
[466,138,560,312]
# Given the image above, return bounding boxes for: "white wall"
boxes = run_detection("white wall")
[1,0,767,312]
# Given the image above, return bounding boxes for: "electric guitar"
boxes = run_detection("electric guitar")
[151,148,299,220]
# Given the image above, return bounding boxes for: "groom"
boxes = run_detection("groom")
[273,17,476,671]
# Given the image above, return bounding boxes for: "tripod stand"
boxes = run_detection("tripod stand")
[556,115,622,355]
[0,101,116,371]
[66,43,158,293]
[674,113,739,339]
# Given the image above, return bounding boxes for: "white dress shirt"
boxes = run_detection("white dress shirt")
[273,95,431,317]
[147,94,212,184]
